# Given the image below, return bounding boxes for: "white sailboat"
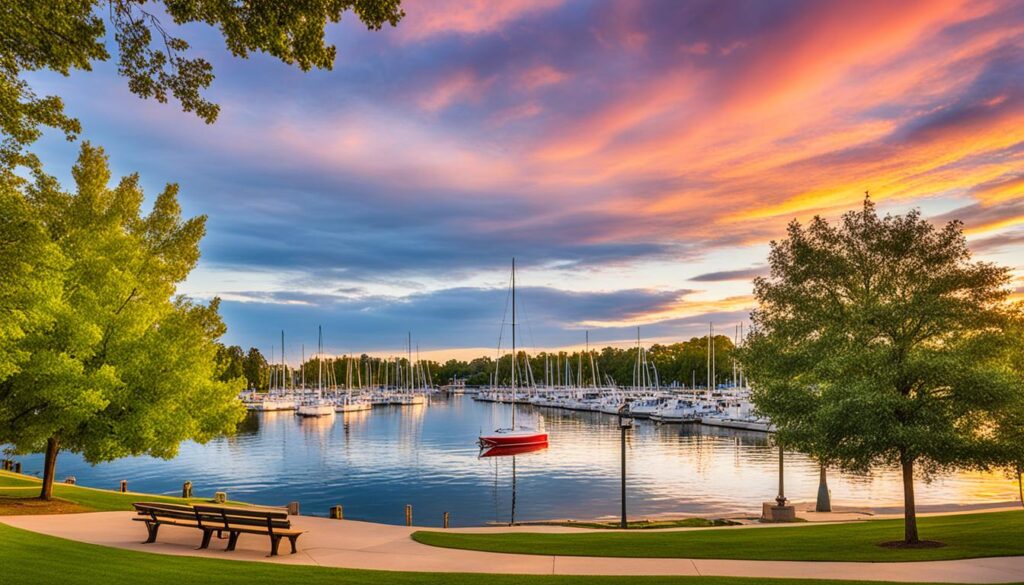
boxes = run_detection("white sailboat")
[297,326,335,418]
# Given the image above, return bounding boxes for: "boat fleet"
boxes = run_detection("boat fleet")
[241,329,432,417]
[471,322,773,432]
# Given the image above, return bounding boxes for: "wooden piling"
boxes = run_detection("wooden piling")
[330,505,344,520]
[287,501,300,516]
[13,462,21,474]
[405,504,412,526]
[120,480,128,493]
[443,511,449,529]
[182,481,193,498]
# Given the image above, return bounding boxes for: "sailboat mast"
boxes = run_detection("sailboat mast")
[318,326,323,397]
[707,323,711,395]
[511,258,516,428]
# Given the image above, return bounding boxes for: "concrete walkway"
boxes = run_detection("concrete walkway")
[3,512,1024,583]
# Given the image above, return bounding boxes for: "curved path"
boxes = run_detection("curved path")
[3,512,1023,583]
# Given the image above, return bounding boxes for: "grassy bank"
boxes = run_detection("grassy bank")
[0,470,226,514]
[413,510,1024,562]
[0,522,954,585]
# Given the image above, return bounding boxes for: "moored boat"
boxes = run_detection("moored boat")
[297,326,335,419]
[479,259,548,449]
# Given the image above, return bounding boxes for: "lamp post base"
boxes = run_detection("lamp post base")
[761,501,797,522]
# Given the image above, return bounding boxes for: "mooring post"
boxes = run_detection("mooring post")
[405,504,412,526]
[287,501,300,516]
[330,505,344,520]
[13,462,21,474]
[120,480,128,493]
[443,512,449,529]
[182,481,193,498]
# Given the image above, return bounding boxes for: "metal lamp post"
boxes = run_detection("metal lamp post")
[776,441,787,507]
[618,405,633,529]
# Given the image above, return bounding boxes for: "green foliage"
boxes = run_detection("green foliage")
[993,310,1024,504]
[0,0,404,171]
[215,344,245,382]
[243,346,268,390]
[0,180,65,382]
[739,197,1021,541]
[412,510,1024,562]
[0,142,245,495]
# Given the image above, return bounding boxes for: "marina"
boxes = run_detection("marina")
[15,394,1018,527]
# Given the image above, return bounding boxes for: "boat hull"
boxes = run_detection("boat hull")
[296,404,335,417]
[478,431,549,448]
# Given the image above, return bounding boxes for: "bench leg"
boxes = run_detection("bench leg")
[226,531,240,552]
[199,529,214,550]
[142,522,160,544]
[269,535,282,557]
[288,535,299,554]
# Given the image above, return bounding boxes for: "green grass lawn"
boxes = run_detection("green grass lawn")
[0,470,230,513]
[0,522,956,585]
[413,510,1024,562]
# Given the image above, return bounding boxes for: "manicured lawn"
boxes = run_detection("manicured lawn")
[413,510,1024,562]
[0,522,952,585]
[0,470,228,513]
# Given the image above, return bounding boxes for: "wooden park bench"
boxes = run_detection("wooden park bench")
[132,502,305,556]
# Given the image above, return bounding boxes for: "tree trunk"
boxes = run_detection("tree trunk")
[1018,467,1022,510]
[901,454,919,543]
[816,462,832,512]
[39,437,60,501]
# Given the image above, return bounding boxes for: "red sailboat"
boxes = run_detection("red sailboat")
[479,258,549,450]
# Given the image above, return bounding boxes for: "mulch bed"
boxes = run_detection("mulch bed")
[878,540,947,549]
[0,497,94,515]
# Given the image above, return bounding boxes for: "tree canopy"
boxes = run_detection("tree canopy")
[0,0,404,171]
[0,142,245,499]
[740,197,1022,544]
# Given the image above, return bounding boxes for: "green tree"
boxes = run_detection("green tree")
[243,347,268,390]
[0,0,404,171]
[741,197,1018,544]
[0,142,245,500]
[215,344,245,382]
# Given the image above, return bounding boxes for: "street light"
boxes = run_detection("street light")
[617,404,633,529]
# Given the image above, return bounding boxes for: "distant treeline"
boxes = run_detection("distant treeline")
[218,335,739,390]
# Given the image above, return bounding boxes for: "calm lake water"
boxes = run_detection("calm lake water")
[16,394,1019,526]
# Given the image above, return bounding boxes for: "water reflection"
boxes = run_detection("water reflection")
[13,394,1019,526]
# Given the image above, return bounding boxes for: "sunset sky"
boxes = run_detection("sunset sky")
[29,0,1024,360]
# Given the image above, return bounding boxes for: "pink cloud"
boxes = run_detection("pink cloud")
[417,69,495,112]
[395,0,564,42]
[518,64,567,91]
